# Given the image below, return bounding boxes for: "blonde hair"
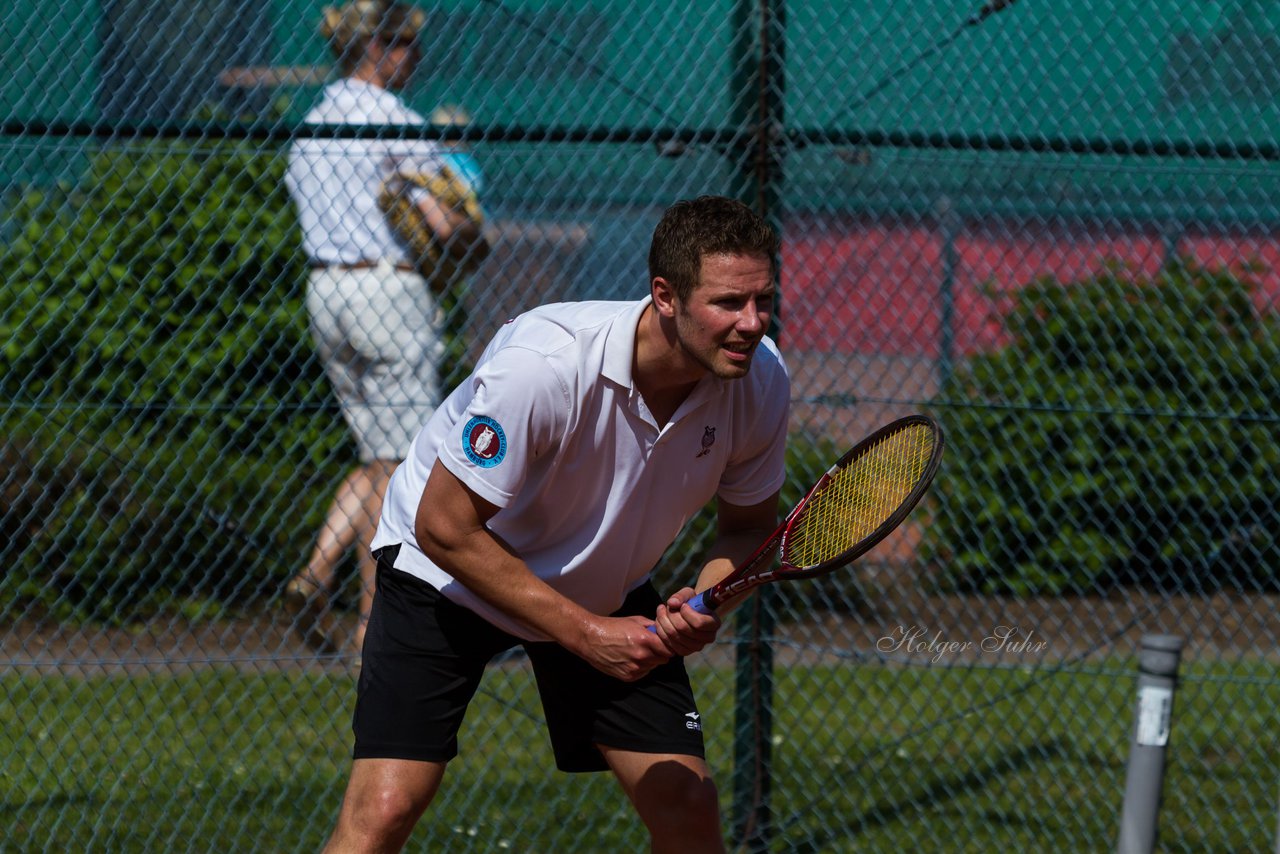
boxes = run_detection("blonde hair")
[320,1,424,72]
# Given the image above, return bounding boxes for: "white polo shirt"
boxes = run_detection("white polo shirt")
[285,78,445,265]
[371,297,791,640]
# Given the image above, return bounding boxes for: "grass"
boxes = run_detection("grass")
[1,659,1277,853]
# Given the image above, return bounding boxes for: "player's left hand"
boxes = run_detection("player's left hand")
[652,587,721,656]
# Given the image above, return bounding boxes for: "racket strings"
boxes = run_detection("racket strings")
[785,423,937,568]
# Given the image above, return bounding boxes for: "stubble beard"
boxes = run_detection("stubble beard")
[673,311,756,381]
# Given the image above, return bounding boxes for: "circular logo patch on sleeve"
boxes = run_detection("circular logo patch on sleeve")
[462,416,507,468]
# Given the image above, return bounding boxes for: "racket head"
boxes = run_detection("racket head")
[776,414,943,578]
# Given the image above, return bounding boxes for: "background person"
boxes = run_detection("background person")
[321,195,790,853]
[283,0,487,655]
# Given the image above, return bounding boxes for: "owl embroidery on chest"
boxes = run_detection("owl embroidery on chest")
[695,426,716,458]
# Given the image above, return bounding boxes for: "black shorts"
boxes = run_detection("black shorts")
[353,546,706,773]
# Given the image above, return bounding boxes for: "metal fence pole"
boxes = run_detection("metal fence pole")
[728,1,785,850]
[731,590,776,852]
[1117,634,1185,854]
[936,194,958,391]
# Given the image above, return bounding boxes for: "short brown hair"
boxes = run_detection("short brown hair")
[647,196,779,302]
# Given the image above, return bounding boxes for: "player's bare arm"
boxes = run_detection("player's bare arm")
[415,460,673,681]
[651,491,781,656]
[415,192,486,259]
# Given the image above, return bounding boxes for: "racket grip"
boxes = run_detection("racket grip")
[685,591,714,616]
[645,591,716,633]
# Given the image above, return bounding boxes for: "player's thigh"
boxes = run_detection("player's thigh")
[599,748,723,838]
[600,747,716,797]
[356,554,516,763]
[523,584,707,773]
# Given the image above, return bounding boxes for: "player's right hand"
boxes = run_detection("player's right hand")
[651,586,722,656]
[571,615,673,682]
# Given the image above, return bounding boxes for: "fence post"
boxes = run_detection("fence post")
[731,589,775,852]
[936,194,958,391]
[1117,634,1185,854]
[726,0,784,848]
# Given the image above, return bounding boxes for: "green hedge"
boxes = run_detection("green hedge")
[926,258,1280,596]
[0,142,349,621]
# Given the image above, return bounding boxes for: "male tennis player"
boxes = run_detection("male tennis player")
[322,195,790,853]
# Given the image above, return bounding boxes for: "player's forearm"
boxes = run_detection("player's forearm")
[693,526,775,613]
[415,194,487,258]
[415,462,594,643]
[697,526,772,589]
[692,493,782,612]
[420,523,597,647]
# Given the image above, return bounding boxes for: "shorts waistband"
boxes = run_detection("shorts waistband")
[372,543,401,566]
[311,259,418,273]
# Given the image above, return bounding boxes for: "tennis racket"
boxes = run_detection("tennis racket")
[653,414,944,626]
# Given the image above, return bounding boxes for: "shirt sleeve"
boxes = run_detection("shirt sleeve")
[437,345,569,508]
[375,90,445,177]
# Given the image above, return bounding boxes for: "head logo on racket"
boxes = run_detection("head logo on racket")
[462,416,507,468]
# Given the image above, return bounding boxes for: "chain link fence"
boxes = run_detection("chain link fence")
[3,1,1279,851]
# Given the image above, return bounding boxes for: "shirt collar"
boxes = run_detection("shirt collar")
[602,297,652,387]
[334,77,387,96]
[601,297,726,421]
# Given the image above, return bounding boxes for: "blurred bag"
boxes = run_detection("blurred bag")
[378,164,488,292]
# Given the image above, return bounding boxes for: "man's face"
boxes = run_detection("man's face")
[669,252,775,381]
[376,37,420,90]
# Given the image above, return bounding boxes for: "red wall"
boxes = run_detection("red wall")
[780,219,1280,356]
